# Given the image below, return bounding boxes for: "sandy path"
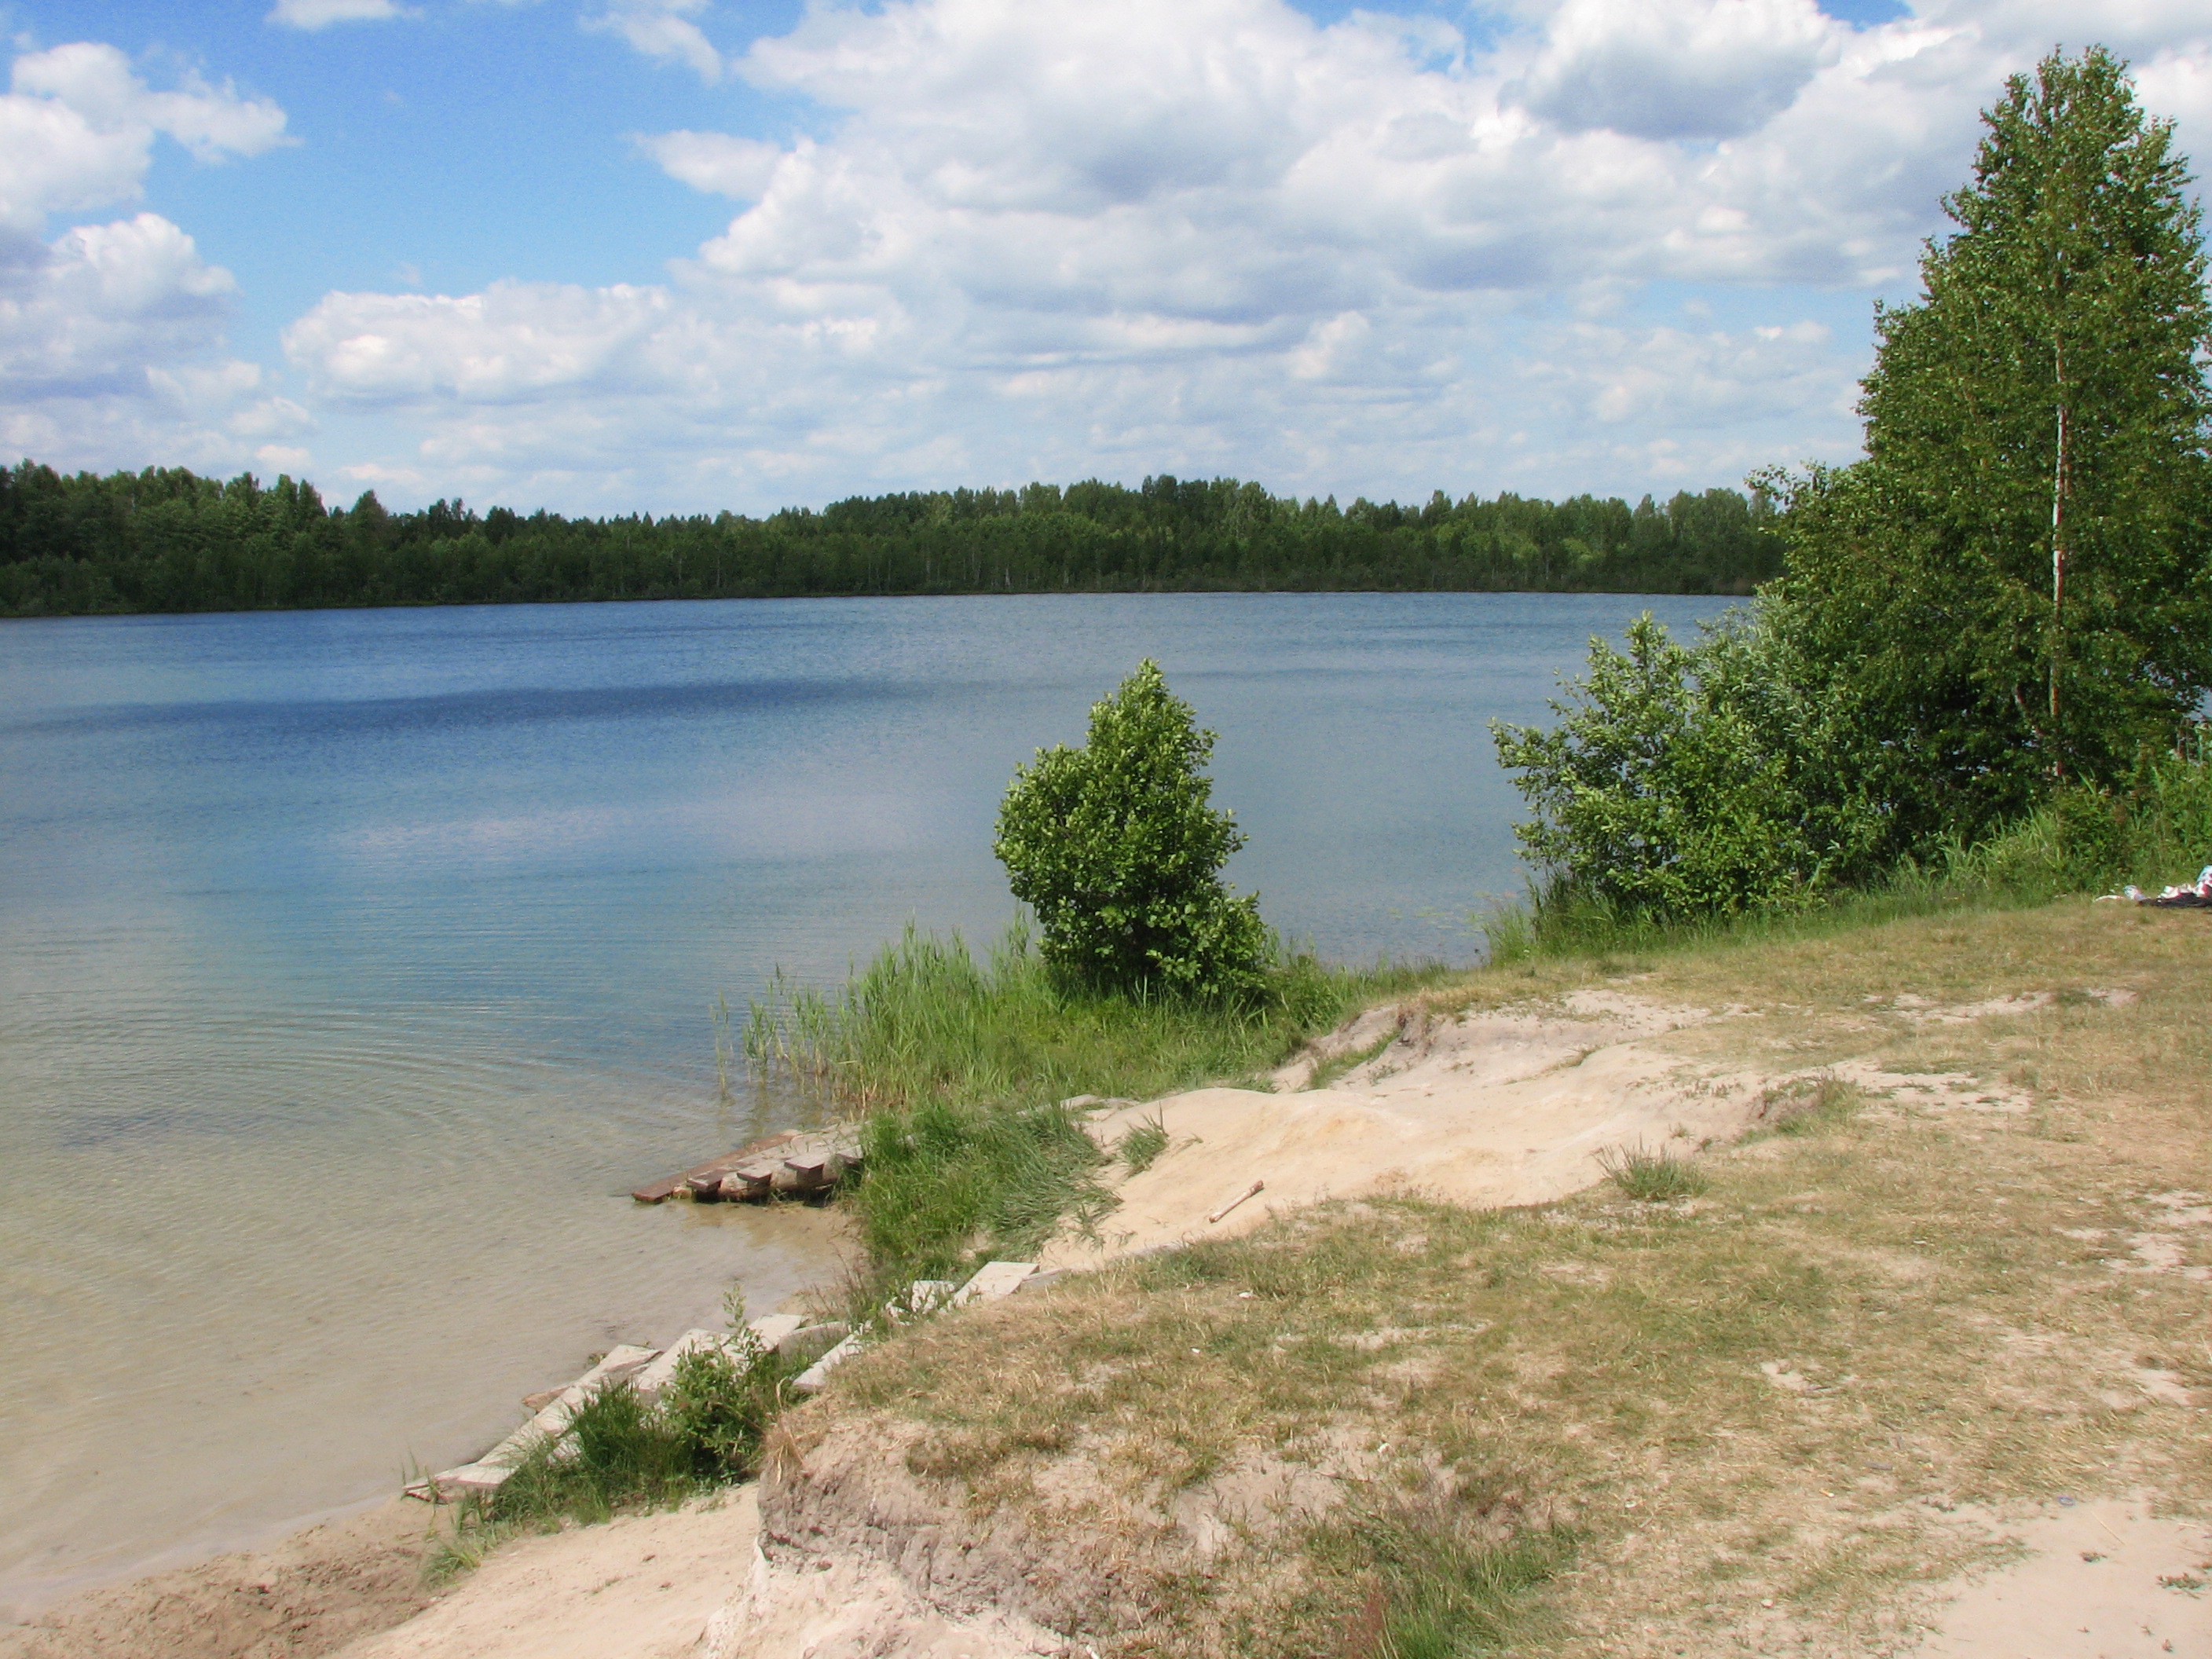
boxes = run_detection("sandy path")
[0,1500,433,1659]
[330,1494,759,1659]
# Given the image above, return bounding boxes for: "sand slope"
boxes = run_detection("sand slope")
[1047,989,1760,1267]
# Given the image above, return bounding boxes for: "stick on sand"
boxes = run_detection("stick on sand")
[1208,1179,1265,1225]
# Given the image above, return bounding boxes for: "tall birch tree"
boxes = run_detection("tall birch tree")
[1779,46,2211,837]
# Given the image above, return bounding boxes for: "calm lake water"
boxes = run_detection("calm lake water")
[0,591,1727,1615]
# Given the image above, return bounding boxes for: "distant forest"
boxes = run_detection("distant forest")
[0,460,1784,617]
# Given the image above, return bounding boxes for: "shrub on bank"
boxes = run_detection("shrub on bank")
[994,659,1270,999]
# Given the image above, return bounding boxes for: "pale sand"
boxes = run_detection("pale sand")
[1044,987,1762,1268]
[1912,1498,2212,1657]
[330,1493,762,1659]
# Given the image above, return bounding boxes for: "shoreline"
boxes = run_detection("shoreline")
[14,900,2210,1658]
[0,959,1833,1652]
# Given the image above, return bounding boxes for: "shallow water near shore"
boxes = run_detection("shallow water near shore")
[0,590,1726,1617]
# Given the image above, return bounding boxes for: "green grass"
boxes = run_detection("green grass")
[744,917,1442,1291]
[1117,1112,1170,1173]
[1594,1141,1708,1201]
[1304,1031,1397,1091]
[427,1335,795,1579]
[1759,1074,1866,1138]
[1306,1498,1573,1659]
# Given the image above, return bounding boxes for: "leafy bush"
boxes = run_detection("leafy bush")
[994,659,1269,998]
[1490,610,1892,925]
[661,1331,786,1476]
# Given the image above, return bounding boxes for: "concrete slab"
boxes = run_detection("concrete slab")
[793,1334,865,1394]
[953,1262,1037,1306]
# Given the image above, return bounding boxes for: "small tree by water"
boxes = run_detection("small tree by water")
[994,660,1269,998]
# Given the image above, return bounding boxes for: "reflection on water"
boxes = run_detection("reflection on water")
[0,591,1727,1614]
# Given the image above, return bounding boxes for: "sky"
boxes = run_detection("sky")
[2,0,2208,516]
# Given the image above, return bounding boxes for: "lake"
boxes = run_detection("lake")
[0,590,1727,1615]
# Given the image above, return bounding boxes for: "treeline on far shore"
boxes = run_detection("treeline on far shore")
[0,459,1785,618]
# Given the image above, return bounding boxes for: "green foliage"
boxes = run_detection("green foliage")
[0,459,1785,616]
[454,1331,790,1551]
[1490,610,1892,922]
[1497,48,2212,930]
[1772,46,2212,837]
[994,661,1269,997]
[1955,740,2212,895]
[658,1335,787,1474]
[852,1099,1115,1286]
[742,919,1440,1289]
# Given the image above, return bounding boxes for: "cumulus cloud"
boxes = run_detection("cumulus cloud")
[1515,0,1837,139]
[277,0,2210,510]
[1,43,287,234]
[587,0,725,82]
[637,130,784,198]
[0,214,234,391]
[0,43,301,474]
[283,281,679,400]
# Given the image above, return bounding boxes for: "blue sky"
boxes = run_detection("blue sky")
[3,0,2207,515]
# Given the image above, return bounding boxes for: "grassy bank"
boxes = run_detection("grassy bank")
[743,920,1444,1290]
[782,896,2212,1657]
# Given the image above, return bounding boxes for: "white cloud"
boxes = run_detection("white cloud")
[2136,45,2212,139]
[267,0,407,27]
[1,42,287,233]
[277,0,2211,511]
[638,130,784,198]
[0,214,313,471]
[284,280,678,399]
[0,214,233,390]
[587,0,724,82]
[1515,0,1837,139]
[0,43,300,475]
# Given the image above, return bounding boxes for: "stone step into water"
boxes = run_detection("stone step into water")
[632,1128,863,1205]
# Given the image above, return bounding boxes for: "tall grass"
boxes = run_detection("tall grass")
[745,917,1441,1288]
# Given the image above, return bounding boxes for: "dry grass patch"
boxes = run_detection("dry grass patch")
[764,901,2212,1657]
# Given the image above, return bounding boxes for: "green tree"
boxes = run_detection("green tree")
[1777,46,2212,836]
[994,660,1269,997]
